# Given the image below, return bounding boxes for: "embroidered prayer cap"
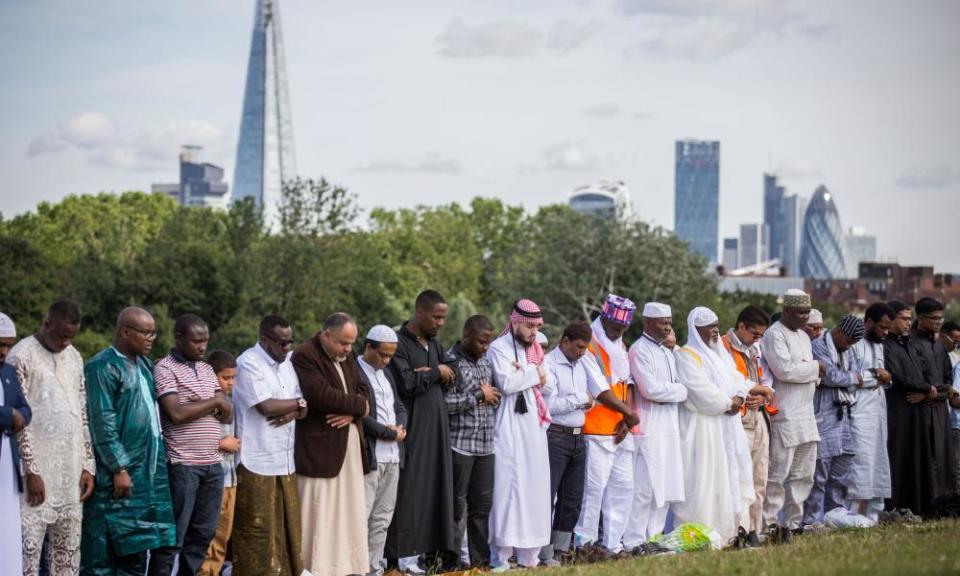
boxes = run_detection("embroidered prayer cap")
[837,315,865,342]
[782,289,812,309]
[601,294,636,325]
[691,306,719,327]
[642,302,672,319]
[807,309,823,325]
[365,324,398,343]
[915,297,945,315]
[0,312,15,338]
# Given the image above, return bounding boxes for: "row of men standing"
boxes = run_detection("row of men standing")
[0,287,957,576]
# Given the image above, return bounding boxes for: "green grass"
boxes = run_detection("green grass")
[539,520,960,575]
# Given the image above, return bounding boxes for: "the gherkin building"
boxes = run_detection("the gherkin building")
[799,185,848,279]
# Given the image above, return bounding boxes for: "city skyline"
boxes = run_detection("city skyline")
[2,1,958,270]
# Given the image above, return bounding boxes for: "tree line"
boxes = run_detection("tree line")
[1,178,790,359]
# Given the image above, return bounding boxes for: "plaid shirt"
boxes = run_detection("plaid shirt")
[446,343,496,456]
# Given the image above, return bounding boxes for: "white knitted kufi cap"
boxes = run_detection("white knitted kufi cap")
[0,312,15,338]
[366,324,398,343]
[807,309,823,325]
[691,307,719,327]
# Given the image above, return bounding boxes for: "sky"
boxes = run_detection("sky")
[2,0,958,271]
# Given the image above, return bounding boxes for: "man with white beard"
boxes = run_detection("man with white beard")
[623,302,687,553]
[673,307,760,544]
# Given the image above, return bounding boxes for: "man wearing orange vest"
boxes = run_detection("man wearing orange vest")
[573,295,640,556]
[721,305,774,548]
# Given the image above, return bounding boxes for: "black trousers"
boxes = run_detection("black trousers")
[148,463,224,576]
[547,428,587,532]
[451,451,494,567]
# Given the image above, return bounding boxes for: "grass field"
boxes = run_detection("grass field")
[536,520,960,575]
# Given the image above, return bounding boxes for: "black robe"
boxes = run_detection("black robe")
[385,323,457,560]
[909,330,957,505]
[884,332,955,516]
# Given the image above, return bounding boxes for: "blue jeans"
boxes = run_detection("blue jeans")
[547,428,587,532]
[148,463,224,576]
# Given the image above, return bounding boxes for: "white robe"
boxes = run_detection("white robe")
[673,346,753,542]
[486,335,551,550]
[0,381,24,576]
[628,335,687,506]
[846,338,891,500]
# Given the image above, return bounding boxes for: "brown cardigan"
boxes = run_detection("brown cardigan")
[292,334,370,478]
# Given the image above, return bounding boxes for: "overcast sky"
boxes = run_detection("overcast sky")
[2,0,958,270]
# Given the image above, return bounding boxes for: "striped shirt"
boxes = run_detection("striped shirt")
[154,350,223,465]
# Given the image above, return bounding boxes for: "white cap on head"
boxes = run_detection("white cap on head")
[366,324,398,343]
[642,302,672,319]
[0,312,15,338]
[536,332,548,345]
[691,307,719,327]
[807,309,823,325]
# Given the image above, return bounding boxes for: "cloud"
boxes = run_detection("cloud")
[521,141,600,172]
[618,0,831,61]
[436,19,598,58]
[583,102,622,118]
[545,19,601,53]
[354,153,461,174]
[436,19,542,58]
[895,165,955,189]
[27,112,227,172]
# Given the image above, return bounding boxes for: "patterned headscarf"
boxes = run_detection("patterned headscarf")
[500,299,550,426]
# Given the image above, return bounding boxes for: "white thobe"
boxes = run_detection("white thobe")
[673,346,752,542]
[486,335,551,566]
[846,338,891,517]
[1,380,24,576]
[623,334,687,546]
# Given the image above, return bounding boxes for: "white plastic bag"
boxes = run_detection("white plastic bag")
[823,507,876,528]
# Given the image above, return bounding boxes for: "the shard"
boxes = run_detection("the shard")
[233,0,296,228]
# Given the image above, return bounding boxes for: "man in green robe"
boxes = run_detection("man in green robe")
[81,307,175,575]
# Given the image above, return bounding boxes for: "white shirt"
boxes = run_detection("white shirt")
[234,343,302,476]
[358,357,399,464]
[542,346,598,428]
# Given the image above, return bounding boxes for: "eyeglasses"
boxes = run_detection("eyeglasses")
[263,333,295,348]
[921,314,944,324]
[124,325,157,340]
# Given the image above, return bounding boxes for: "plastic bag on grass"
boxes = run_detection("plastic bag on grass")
[650,522,723,552]
[823,507,876,528]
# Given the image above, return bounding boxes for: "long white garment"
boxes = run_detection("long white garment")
[759,322,821,448]
[673,346,744,541]
[846,338,891,500]
[628,335,687,507]
[0,381,24,576]
[486,335,551,551]
[8,337,94,576]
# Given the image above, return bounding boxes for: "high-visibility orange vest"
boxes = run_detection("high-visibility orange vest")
[582,336,629,435]
[721,334,776,416]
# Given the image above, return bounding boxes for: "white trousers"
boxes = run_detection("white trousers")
[492,545,540,568]
[622,449,670,548]
[763,434,817,530]
[574,436,634,552]
[1,436,23,576]
[849,497,885,522]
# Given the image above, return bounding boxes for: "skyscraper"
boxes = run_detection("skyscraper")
[151,146,230,209]
[763,173,785,260]
[569,179,634,220]
[233,0,297,228]
[738,223,769,269]
[674,140,720,263]
[722,237,739,271]
[800,185,848,279]
[844,227,878,278]
[763,173,806,275]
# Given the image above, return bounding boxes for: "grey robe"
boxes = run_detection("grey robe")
[846,338,891,500]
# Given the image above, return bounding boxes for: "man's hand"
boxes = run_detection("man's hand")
[856,372,864,388]
[875,368,892,385]
[326,414,353,429]
[268,411,296,427]
[614,421,630,444]
[622,411,640,429]
[388,425,407,443]
[906,391,926,404]
[748,385,774,402]
[219,436,241,454]
[745,394,764,410]
[112,469,132,499]
[536,364,547,386]
[480,383,501,405]
[11,408,26,433]
[579,398,596,411]
[79,470,94,502]
[925,386,939,401]
[727,396,745,415]
[438,364,456,384]
[213,394,233,422]
[26,473,45,506]
[818,361,827,377]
